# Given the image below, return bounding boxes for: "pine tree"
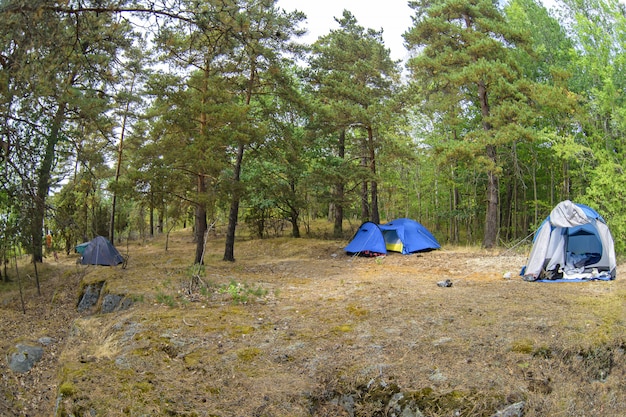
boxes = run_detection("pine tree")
[307,10,400,230]
[405,0,546,247]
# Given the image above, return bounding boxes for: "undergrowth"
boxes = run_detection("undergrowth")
[217,279,268,304]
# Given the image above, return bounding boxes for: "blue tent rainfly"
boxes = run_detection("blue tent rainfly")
[80,236,125,266]
[345,218,440,256]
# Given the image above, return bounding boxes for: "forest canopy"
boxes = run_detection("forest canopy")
[1,0,625,267]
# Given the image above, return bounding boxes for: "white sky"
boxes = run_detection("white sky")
[277,0,414,61]
[276,1,623,63]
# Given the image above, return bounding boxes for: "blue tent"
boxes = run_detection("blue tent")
[344,222,387,256]
[345,219,440,256]
[379,218,440,254]
[80,236,125,266]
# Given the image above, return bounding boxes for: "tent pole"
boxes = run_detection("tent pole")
[499,231,535,256]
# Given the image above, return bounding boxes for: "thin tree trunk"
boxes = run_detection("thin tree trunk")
[451,177,460,245]
[501,162,513,242]
[224,56,257,262]
[484,145,499,248]
[562,161,570,200]
[194,175,208,264]
[532,149,538,225]
[195,59,212,263]
[223,143,244,262]
[149,199,154,237]
[109,76,134,243]
[367,126,380,225]
[360,154,369,222]
[287,179,301,238]
[333,186,343,236]
[15,255,25,314]
[333,129,346,238]
[158,204,164,234]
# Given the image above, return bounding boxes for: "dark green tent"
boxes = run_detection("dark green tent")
[80,236,125,266]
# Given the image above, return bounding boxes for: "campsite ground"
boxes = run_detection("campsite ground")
[1,228,625,417]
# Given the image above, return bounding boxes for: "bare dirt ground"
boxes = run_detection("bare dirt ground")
[1,230,625,417]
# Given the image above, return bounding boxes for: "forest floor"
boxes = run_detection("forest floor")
[1,228,625,417]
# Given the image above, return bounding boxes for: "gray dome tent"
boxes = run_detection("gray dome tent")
[522,200,616,281]
[80,236,125,266]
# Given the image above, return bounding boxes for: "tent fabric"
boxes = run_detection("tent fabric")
[80,236,125,266]
[75,242,90,255]
[522,200,616,281]
[344,218,440,256]
[379,218,441,254]
[344,222,387,256]
[380,218,441,255]
[534,275,613,283]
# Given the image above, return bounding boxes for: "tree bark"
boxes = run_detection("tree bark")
[149,197,155,237]
[158,200,164,234]
[287,178,301,238]
[109,77,133,243]
[224,52,257,262]
[33,99,68,262]
[484,144,499,248]
[477,77,498,248]
[223,143,244,262]
[290,208,300,238]
[333,129,346,238]
[367,126,380,224]
[194,174,207,264]
[360,155,369,223]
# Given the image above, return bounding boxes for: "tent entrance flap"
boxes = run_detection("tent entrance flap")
[567,224,602,254]
[383,230,403,253]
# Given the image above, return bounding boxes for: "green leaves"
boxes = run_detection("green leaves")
[1,0,626,256]
[583,160,626,253]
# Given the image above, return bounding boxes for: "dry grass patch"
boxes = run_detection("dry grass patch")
[1,230,626,416]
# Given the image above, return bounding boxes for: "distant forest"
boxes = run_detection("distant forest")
[1,0,625,266]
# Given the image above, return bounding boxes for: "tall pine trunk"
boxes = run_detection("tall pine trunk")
[367,126,380,224]
[290,179,300,238]
[333,129,346,238]
[109,76,133,244]
[194,174,208,264]
[360,153,369,222]
[477,78,498,248]
[33,100,68,262]
[224,56,257,262]
[223,143,244,262]
[484,145,499,248]
[360,179,369,222]
[194,63,212,264]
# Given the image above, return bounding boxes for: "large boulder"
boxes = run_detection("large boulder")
[77,282,104,313]
[7,343,44,373]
